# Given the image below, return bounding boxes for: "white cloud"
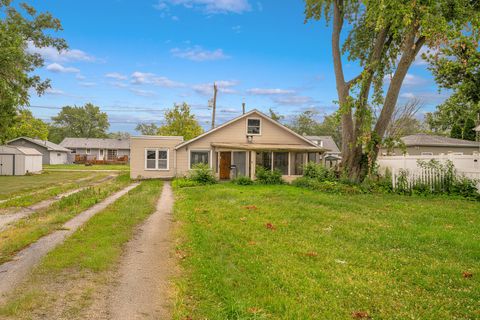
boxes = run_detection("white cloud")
[28,42,95,63]
[193,80,238,95]
[171,46,229,61]
[129,88,157,97]
[400,92,416,99]
[153,0,251,14]
[274,95,314,106]
[384,73,426,87]
[76,74,86,80]
[131,72,185,88]
[46,63,80,73]
[111,82,129,88]
[232,25,242,33]
[79,82,96,87]
[105,72,128,80]
[45,88,65,95]
[247,88,295,95]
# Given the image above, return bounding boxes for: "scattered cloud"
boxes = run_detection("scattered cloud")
[273,95,314,106]
[399,91,450,104]
[232,25,242,33]
[105,72,128,80]
[247,88,295,95]
[46,63,80,73]
[171,46,230,61]
[131,71,185,88]
[28,42,95,63]
[45,88,65,95]
[153,0,251,14]
[76,74,86,80]
[384,73,427,87]
[129,88,157,97]
[79,82,96,87]
[193,80,239,95]
[110,81,129,88]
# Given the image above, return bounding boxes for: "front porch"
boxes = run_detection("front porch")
[211,143,326,181]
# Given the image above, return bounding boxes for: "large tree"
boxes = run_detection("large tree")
[0,1,66,143]
[158,103,203,140]
[1,109,49,142]
[289,110,342,146]
[135,123,159,135]
[305,0,480,181]
[50,103,110,142]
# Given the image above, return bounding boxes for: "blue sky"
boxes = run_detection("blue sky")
[27,0,448,133]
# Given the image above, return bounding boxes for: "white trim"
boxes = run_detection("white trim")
[188,149,212,170]
[246,117,262,136]
[144,148,170,171]
[85,148,91,155]
[175,109,321,150]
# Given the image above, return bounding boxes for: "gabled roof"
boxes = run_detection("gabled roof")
[401,134,480,147]
[304,136,341,153]
[175,109,320,150]
[60,138,130,149]
[7,137,70,152]
[0,145,42,156]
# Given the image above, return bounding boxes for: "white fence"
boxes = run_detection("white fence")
[378,154,480,191]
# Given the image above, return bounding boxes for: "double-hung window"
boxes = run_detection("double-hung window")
[247,118,261,135]
[145,149,169,170]
[190,150,210,169]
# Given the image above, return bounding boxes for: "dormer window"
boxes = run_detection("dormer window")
[247,118,261,135]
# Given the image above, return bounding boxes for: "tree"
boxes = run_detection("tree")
[385,99,423,139]
[0,1,67,143]
[305,0,480,181]
[50,103,110,142]
[268,108,284,122]
[289,110,320,135]
[135,123,159,135]
[158,103,203,140]
[108,131,130,139]
[1,109,49,142]
[450,123,463,140]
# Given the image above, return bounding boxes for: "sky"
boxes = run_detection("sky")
[26,0,448,134]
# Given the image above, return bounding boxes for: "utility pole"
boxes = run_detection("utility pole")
[211,82,218,129]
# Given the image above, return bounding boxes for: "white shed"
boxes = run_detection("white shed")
[0,146,43,176]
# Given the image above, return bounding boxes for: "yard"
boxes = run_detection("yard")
[43,164,130,171]
[173,184,480,319]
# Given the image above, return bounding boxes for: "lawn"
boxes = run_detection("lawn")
[0,171,96,200]
[43,164,130,171]
[173,184,480,319]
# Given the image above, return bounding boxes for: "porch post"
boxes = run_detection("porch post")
[287,152,291,176]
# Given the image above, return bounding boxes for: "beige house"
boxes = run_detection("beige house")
[130,110,326,181]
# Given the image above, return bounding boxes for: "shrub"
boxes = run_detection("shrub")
[292,177,361,194]
[255,166,284,185]
[232,176,254,185]
[188,163,217,185]
[172,178,201,188]
[303,162,336,181]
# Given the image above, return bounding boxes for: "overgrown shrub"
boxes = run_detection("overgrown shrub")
[292,177,361,194]
[232,175,254,185]
[172,178,201,188]
[255,166,284,185]
[303,162,336,181]
[188,163,217,185]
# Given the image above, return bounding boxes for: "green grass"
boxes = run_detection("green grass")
[0,171,95,200]
[0,179,163,318]
[173,184,480,320]
[0,174,131,264]
[43,164,130,171]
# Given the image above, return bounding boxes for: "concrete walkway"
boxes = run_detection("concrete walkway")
[0,175,116,232]
[0,182,140,301]
[109,181,174,320]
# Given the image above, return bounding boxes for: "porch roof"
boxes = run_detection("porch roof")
[211,142,328,152]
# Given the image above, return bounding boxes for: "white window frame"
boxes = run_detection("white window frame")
[85,148,91,155]
[189,149,212,169]
[246,118,262,136]
[144,148,169,171]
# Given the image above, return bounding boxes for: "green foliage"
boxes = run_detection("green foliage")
[172,178,201,188]
[108,131,130,139]
[255,166,284,185]
[135,123,159,135]
[268,108,284,122]
[450,122,463,139]
[0,2,67,143]
[2,109,49,142]
[232,176,254,185]
[303,162,336,181]
[188,163,217,185]
[158,103,203,140]
[50,103,110,143]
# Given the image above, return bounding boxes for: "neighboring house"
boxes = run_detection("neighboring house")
[130,109,327,181]
[304,135,341,166]
[60,138,130,162]
[7,137,71,165]
[380,134,480,156]
[0,145,42,175]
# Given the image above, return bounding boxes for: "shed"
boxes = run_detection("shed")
[0,146,43,176]
[7,137,71,165]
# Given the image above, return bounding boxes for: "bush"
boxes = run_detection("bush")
[188,163,217,185]
[172,178,201,188]
[255,166,284,185]
[232,176,254,185]
[303,162,336,181]
[292,177,361,194]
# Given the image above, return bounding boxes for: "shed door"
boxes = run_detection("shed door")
[0,155,14,176]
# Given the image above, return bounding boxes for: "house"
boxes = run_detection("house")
[130,109,327,181]
[60,138,130,163]
[0,146,42,175]
[304,135,341,166]
[380,134,480,156]
[7,137,71,165]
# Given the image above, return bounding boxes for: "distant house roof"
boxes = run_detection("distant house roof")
[401,134,480,147]
[0,145,42,156]
[304,136,341,153]
[7,137,70,152]
[60,138,130,150]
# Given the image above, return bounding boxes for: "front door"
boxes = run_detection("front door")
[220,152,231,180]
